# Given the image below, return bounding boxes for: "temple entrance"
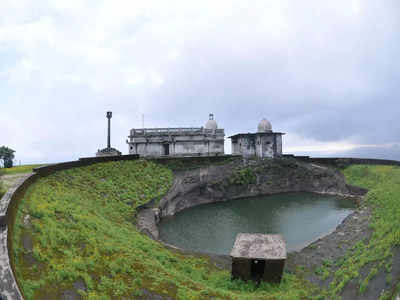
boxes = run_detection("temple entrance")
[251,259,265,281]
[163,144,170,156]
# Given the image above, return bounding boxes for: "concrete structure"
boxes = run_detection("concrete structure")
[127,114,225,157]
[231,234,286,283]
[96,111,122,157]
[229,118,284,158]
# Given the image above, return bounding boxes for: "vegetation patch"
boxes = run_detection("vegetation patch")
[229,167,257,185]
[315,165,400,299]
[0,164,45,176]
[12,161,400,299]
[12,159,315,299]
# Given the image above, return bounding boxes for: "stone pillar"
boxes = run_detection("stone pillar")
[107,111,112,149]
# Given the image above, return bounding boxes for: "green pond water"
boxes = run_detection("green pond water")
[159,192,355,255]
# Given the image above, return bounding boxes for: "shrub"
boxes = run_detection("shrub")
[229,167,257,185]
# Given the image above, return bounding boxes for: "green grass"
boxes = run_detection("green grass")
[0,164,45,175]
[229,167,257,185]
[12,160,315,300]
[13,162,400,299]
[318,165,400,298]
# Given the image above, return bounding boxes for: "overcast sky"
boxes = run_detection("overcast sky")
[1,0,400,164]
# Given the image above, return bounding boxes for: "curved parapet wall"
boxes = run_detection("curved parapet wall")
[283,155,400,167]
[0,173,35,299]
[0,155,399,299]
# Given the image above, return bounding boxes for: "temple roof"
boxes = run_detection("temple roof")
[258,118,272,133]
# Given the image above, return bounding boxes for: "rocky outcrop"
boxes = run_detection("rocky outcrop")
[159,158,358,217]
[137,208,160,239]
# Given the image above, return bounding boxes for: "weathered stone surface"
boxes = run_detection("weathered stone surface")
[135,288,173,300]
[22,233,33,252]
[127,125,225,157]
[0,227,23,300]
[231,234,286,260]
[0,174,31,300]
[0,173,33,226]
[159,158,356,217]
[59,279,87,300]
[137,208,159,239]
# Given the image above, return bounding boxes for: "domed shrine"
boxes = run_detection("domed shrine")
[229,118,284,158]
[127,114,225,157]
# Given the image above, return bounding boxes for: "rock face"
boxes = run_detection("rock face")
[159,158,354,217]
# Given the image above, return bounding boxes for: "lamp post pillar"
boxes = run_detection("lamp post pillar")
[106,111,112,149]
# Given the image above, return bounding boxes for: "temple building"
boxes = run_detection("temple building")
[229,119,284,158]
[127,114,225,157]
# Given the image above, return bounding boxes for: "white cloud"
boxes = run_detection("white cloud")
[1,0,400,163]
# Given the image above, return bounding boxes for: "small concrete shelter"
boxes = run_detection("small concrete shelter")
[230,234,286,283]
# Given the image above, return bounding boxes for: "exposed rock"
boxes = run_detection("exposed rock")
[135,288,172,300]
[22,214,31,228]
[22,234,33,252]
[159,158,358,217]
[61,289,81,300]
[60,279,87,300]
[137,209,159,239]
[73,279,87,292]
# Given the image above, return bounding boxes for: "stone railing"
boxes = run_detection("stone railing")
[129,127,225,137]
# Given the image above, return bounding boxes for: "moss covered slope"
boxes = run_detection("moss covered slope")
[13,160,314,300]
[13,161,400,299]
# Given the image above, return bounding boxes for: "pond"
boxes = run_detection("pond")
[159,192,355,255]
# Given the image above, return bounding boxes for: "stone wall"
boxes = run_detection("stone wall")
[283,155,400,168]
[131,140,224,157]
[128,127,225,157]
[231,133,283,158]
[0,174,35,300]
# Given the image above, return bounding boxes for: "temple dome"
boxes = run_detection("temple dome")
[257,118,272,133]
[205,114,218,130]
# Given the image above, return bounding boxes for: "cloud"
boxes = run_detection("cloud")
[0,0,399,164]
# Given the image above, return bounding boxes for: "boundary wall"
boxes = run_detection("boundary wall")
[283,155,400,167]
[1,155,399,299]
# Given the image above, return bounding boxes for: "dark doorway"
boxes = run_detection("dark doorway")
[163,144,170,156]
[251,259,265,281]
[263,260,285,283]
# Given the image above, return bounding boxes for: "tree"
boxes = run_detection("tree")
[0,146,15,168]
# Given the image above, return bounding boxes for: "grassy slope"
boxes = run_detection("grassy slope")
[13,160,313,300]
[315,165,400,299]
[0,165,44,197]
[0,164,44,176]
[12,161,400,299]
